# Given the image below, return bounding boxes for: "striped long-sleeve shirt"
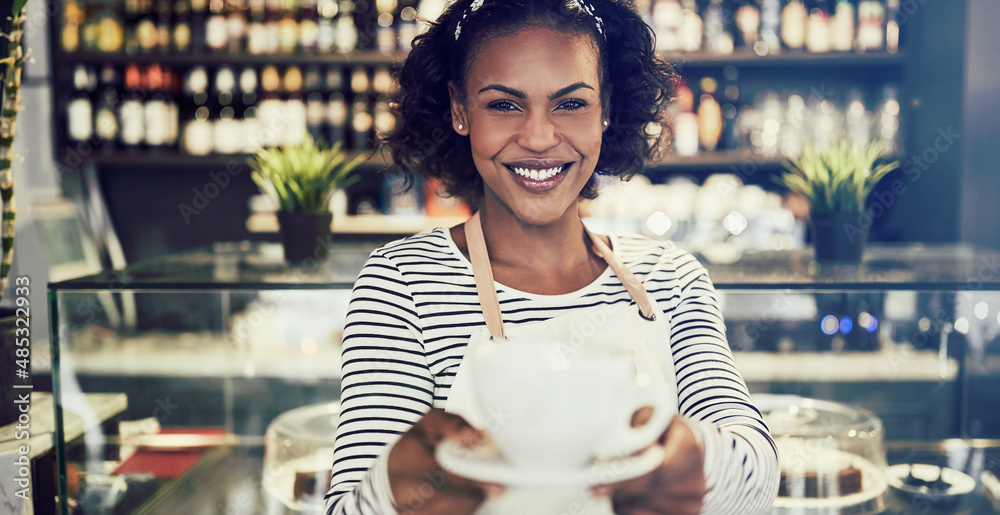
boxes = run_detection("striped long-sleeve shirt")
[325,228,780,514]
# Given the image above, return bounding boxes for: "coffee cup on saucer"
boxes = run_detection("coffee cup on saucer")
[467,338,674,471]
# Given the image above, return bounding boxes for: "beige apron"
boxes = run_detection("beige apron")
[444,212,678,514]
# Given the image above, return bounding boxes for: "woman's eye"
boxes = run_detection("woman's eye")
[488,100,520,112]
[558,99,588,111]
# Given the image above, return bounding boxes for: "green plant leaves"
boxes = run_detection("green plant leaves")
[13,0,27,15]
[773,140,900,214]
[249,137,365,214]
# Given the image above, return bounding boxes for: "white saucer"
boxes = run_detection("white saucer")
[436,436,665,489]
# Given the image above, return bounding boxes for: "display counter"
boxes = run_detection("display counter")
[47,241,1000,514]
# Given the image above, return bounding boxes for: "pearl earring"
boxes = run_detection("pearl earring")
[603,120,609,127]
[458,124,464,130]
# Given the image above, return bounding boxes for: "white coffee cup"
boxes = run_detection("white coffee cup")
[468,338,675,470]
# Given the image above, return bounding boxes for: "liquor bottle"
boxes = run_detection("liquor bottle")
[307,92,327,142]
[830,0,854,51]
[97,3,125,53]
[697,77,723,152]
[372,66,395,95]
[326,67,344,92]
[261,65,282,94]
[134,6,158,53]
[119,66,146,148]
[240,67,261,151]
[844,89,871,148]
[805,0,831,53]
[397,3,419,51]
[781,93,806,157]
[144,64,172,147]
[300,0,321,53]
[672,80,698,156]
[62,0,85,52]
[327,92,348,147]
[373,94,396,137]
[353,0,378,51]
[285,93,309,145]
[352,95,373,150]
[190,0,209,51]
[266,0,283,54]
[781,0,807,50]
[679,0,702,53]
[721,65,740,150]
[336,0,360,52]
[67,65,95,142]
[240,67,259,108]
[94,65,121,149]
[206,0,230,51]
[375,0,399,54]
[246,0,265,53]
[277,1,299,53]
[227,0,248,53]
[875,85,900,156]
[174,0,194,52]
[183,105,215,155]
[735,0,760,50]
[351,67,371,95]
[704,0,733,54]
[758,0,781,55]
[652,0,682,53]
[317,0,338,52]
[214,67,241,153]
[284,66,304,94]
[155,0,173,51]
[856,0,885,52]
[886,0,900,53]
[162,68,181,148]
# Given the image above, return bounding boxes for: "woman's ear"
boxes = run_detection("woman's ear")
[448,81,470,136]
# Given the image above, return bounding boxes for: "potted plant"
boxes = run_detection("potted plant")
[249,137,363,264]
[774,141,899,263]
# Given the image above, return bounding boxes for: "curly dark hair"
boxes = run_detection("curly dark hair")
[383,0,677,204]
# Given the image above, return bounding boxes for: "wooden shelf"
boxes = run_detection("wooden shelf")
[52,48,904,69]
[51,49,407,67]
[60,149,390,168]
[650,150,786,172]
[246,213,467,235]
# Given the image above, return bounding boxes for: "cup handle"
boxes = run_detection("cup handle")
[595,385,676,458]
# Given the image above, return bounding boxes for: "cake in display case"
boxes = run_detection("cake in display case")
[263,402,341,514]
[756,394,889,514]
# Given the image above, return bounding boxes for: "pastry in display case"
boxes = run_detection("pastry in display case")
[755,394,889,514]
[263,402,341,514]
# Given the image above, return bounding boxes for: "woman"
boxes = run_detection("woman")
[325,0,779,513]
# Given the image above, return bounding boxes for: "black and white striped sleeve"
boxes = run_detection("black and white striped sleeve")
[324,250,433,515]
[667,257,780,514]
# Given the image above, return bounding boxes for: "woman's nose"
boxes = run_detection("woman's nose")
[516,111,559,152]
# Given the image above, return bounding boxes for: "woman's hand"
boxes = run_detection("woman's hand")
[605,415,706,515]
[387,408,498,515]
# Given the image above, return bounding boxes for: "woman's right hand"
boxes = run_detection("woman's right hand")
[387,408,497,515]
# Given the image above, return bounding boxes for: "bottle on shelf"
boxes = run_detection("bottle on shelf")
[94,64,121,149]
[781,0,807,51]
[875,85,900,156]
[856,0,885,52]
[830,0,854,52]
[703,0,733,54]
[327,91,348,148]
[376,0,399,54]
[213,67,242,153]
[80,2,101,52]
[182,66,214,155]
[697,77,723,152]
[67,65,95,143]
[190,0,209,51]
[227,0,249,53]
[277,1,299,53]
[651,0,682,53]
[97,3,126,53]
[143,64,178,148]
[397,2,419,51]
[844,88,873,148]
[721,65,740,150]
[885,0,900,53]
[373,94,397,138]
[758,0,781,55]
[780,92,806,157]
[317,0,339,52]
[336,0,360,53]
[734,0,760,51]
[307,92,328,143]
[679,0,703,53]
[174,0,194,52]
[805,0,832,53]
[352,95,374,150]
[672,80,699,157]
[62,0,84,52]
[300,0,321,53]
[206,0,230,51]
[755,91,782,157]
[155,0,174,51]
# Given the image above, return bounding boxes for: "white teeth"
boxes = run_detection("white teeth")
[512,165,564,180]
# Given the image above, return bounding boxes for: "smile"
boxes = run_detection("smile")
[504,163,571,181]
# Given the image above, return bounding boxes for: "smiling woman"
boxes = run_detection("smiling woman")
[324,1,780,514]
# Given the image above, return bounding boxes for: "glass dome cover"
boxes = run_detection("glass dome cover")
[263,402,341,513]
[754,394,888,514]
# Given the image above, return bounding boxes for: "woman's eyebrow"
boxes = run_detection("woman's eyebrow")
[477,82,595,100]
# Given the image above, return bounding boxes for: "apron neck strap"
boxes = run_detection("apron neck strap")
[463,211,658,341]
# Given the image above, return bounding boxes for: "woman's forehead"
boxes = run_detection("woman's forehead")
[465,26,601,89]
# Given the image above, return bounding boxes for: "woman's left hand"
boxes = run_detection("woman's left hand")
[602,415,706,515]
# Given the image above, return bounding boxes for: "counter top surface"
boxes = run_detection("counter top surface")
[48,241,1000,291]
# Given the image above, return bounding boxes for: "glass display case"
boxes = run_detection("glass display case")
[48,241,1000,514]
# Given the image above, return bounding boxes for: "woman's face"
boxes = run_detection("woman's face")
[451,25,607,227]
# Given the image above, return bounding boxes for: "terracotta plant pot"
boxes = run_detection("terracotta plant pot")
[277,211,334,264]
[1,308,22,426]
[810,210,868,264]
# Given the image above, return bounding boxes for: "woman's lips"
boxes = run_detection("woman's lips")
[503,162,571,193]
